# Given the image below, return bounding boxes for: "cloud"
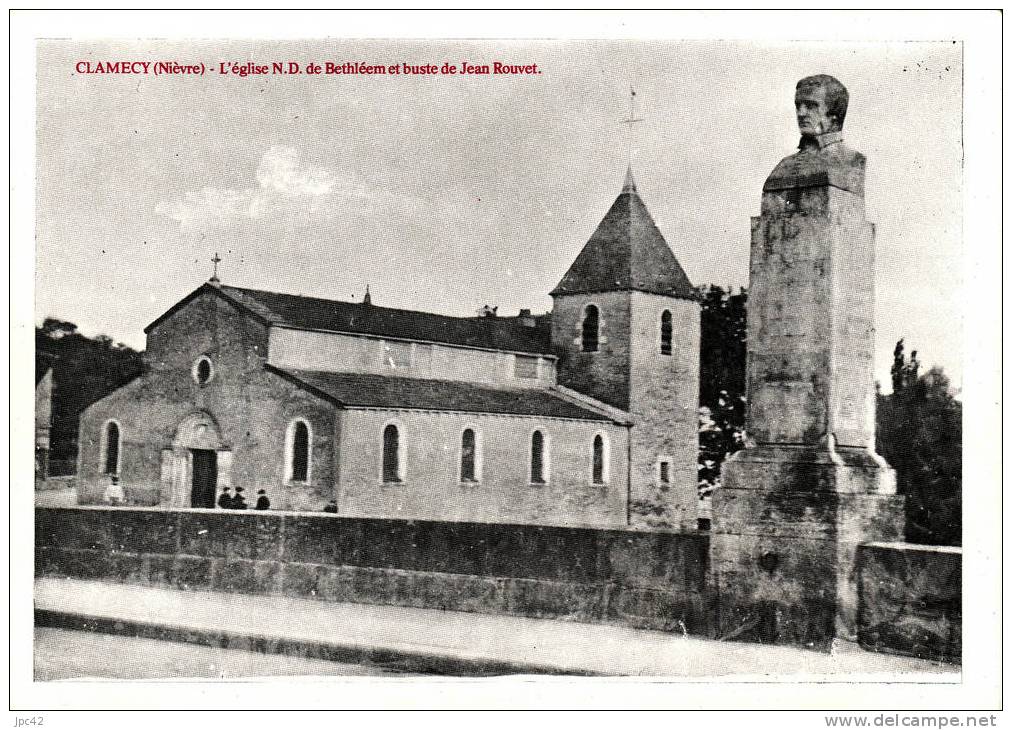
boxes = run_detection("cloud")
[156,146,412,232]
[255,146,336,197]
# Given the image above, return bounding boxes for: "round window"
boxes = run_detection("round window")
[193,356,214,385]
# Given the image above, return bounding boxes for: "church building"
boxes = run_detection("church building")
[76,168,701,530]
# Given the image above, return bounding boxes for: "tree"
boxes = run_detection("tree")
[697,285,748,497]
[36,320,145,475]
[891,338,921,394]
[877,342,962,546]
[40,317,78,338]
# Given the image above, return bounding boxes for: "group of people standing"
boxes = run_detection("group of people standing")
[217,486,270,510]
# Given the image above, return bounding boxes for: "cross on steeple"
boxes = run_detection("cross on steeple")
[620,86,644,164]
[209,252,222,285]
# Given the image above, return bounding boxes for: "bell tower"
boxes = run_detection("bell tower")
[550,168,701,529]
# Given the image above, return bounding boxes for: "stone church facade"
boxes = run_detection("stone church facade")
[76,169,701,529]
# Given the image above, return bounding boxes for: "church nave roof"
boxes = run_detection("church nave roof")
[146,283,554,357]
[267,366,617,423]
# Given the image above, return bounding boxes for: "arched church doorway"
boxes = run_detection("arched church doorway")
[162,411,232,508]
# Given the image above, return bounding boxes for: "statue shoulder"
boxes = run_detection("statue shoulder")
[829,143,865,169]
[764,143,865,196]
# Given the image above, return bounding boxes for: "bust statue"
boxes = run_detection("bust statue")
[764,74,865,196]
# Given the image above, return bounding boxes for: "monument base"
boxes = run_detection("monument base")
[712,445,904,650]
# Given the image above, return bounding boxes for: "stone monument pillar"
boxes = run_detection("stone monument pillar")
[711,75,905,650]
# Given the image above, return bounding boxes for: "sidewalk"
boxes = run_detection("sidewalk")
[34,486,78,508]
[35,577,959,679]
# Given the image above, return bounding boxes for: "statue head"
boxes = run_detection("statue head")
[795,75,849,137]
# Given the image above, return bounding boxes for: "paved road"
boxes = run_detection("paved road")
[37,578,960,678]
[35,628,410,680]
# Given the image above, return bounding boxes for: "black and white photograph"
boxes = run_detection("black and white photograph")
[11,9,1002,718]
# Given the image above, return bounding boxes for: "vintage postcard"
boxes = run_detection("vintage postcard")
[11,10,1002,718]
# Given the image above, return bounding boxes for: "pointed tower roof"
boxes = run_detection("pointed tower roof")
[622,164,637,193]
[551,168,696,300]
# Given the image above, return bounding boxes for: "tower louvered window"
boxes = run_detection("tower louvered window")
[661,310,673,355]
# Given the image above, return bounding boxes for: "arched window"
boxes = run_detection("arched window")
[286,420,311,483]
[382,423,402,483]
[660,310,673,356]
[530,430,548,484]
[102,420,120,475]
[581,305,599,352]
[460,428,478,483]
[592,433,609,485]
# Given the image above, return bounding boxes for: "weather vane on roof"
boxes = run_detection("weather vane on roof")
[620,86,644,165]
[210,252,222,285]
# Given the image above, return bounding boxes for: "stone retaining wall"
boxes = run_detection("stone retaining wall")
[34,507,962,661]
[35,507,712,634]
[857,542,961,663]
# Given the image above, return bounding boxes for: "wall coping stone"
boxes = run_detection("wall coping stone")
[37,506,702,537]
[862,542,962,555]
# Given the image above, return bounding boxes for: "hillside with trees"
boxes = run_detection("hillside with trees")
[35,318,144,476]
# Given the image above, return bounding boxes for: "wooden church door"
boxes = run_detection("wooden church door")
[190,449,217,508]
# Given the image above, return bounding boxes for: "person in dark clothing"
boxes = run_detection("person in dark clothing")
[217,486,233,509]
[254,489,270,511]
[323,500,338,513]
[232,486,248,510]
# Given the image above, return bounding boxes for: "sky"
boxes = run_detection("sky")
[35,39,963,392]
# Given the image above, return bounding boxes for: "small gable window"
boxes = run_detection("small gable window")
[514,355,539,379]
[382,423,403,483]
[659,460,671,485]
[530,430,548,484]
[460,428,479,483]
[581,305,600,353]
[102,421,121,475]
[660,310,673,356]
[286,419,311,483]
[192,356,214,385]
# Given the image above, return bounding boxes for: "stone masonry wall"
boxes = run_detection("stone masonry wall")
[337,409,629,527]
[35,507,711,634]
[857,542,961,663]
[628,293,700,530]
[34,508,959,660]
[551,292,632,411]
